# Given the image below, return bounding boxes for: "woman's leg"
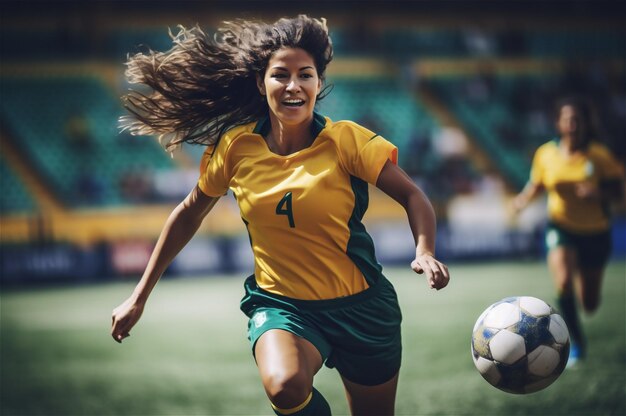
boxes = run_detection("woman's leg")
[548,246,585,359]
[255,329,329,415]
[575,227,612,314]
[548,245,577,296]
[340,372,399,416]
[577,267,605,313]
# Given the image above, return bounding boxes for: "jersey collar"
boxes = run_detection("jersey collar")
[253,112,327,139]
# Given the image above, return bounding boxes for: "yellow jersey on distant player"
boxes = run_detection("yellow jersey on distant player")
[198,113,398,300]
[530,140,624,233]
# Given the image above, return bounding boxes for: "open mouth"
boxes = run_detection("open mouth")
[282,99,305,107]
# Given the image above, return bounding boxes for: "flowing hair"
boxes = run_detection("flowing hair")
[119,15,333,151]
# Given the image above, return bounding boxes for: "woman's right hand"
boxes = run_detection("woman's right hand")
[111,295,145,343]
[510,194,526,216]
[109,187,219,345]
[510,182,544,217]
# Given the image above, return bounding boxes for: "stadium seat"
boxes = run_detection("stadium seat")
[0,76,175,208]
[0,158,35,214]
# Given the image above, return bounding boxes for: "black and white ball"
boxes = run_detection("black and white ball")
[471,296,570,394]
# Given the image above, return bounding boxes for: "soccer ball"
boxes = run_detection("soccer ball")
[471,296,570,394]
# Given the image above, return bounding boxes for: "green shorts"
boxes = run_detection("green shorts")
[240,274,402,386]
[545,222,612,268]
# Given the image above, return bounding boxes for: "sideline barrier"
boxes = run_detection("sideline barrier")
[1,220,623,285]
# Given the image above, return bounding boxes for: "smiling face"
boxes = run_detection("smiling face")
[257,47,322,128]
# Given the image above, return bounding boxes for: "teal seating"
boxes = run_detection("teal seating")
[0,158,35,214]
[427,75,564,189]
[1,26,176,61]
[527,29,625,58]
[106,28,176,60]
[381,29,467,57]
[0,76,174,207]
[323,77,439,169]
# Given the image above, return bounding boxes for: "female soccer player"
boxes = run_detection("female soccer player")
[111,15,450,415]
[513,96,624,366]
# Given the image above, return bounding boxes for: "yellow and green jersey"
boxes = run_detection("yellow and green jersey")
[198,113,398,300]
[530,140,624,233]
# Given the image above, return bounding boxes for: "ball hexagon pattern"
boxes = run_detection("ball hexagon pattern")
[489,330,526,364]
[471,296,570,394]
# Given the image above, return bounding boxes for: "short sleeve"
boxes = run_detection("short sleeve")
[198,140,230,197]
[595,145,624,180]
[337,122,398,185]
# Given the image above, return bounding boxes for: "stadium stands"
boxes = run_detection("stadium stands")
[426,65,624,189]
[0,76,175,208]
[526,29,625,59]
[0,5,623,269]
[324,76,440,170]
[0,158,35,214]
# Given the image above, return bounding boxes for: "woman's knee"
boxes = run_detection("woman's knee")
[262,368,311,408]
[254,330,321,408]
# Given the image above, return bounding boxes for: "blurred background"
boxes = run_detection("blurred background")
[1,0,624,283]
[1,1,625,415]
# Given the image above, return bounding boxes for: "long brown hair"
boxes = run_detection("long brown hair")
[120,15,333,151]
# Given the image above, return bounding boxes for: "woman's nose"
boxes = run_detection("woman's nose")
[286,78,300,92]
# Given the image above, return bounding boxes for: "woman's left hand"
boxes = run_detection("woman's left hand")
[575,181,600,200]
[411,253,450,290]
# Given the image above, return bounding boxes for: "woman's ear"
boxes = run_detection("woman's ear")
[256,73,266,96]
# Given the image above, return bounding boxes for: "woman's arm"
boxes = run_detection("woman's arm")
[376,160,449,290]
[575,178,624,201]
[111,185,220,343]
[512,182,545,214]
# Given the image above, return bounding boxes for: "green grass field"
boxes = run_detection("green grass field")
[1,261,624,416]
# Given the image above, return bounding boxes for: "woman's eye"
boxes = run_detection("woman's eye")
[271,73,287,79]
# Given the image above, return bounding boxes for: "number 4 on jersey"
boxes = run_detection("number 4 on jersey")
[275,191,295,228]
